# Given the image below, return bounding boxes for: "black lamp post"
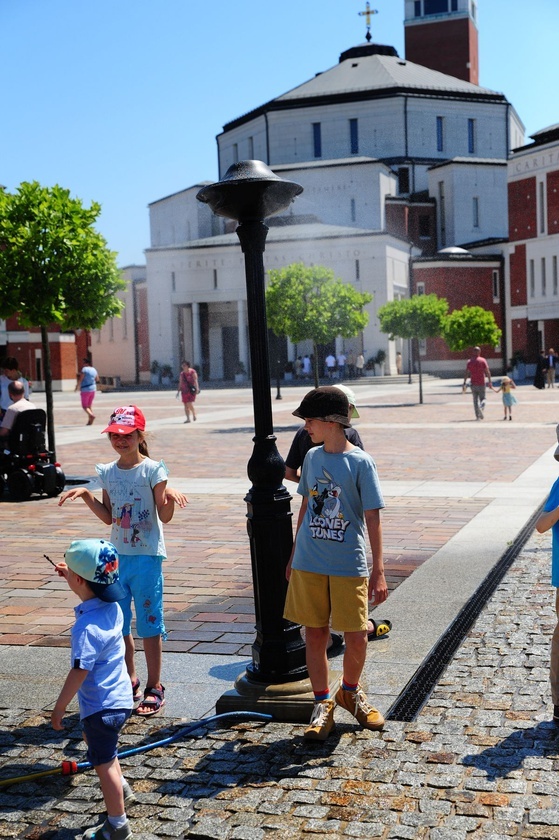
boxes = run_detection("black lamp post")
[197,161,312,718]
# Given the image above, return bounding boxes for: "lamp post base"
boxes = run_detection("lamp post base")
[216,670,342,723]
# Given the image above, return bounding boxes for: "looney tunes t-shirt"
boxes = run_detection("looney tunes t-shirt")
[293,446,384,578]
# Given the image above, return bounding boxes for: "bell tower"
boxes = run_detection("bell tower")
[404,0,479,85]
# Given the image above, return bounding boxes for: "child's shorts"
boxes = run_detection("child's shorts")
[284,568,368,632]
[82,708,132,766]
[118,555,166,639]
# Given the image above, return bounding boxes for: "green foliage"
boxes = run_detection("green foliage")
[377,294,448,341]
[442,305,502,352]
[266,263,373,345]
[0,181,125,329]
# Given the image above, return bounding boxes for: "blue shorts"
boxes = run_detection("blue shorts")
[82,708,132,767]
[118,555,166,639]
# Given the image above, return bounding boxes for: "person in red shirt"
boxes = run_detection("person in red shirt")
[462,347,494,420]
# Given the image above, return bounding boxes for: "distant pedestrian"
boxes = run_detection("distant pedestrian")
[462,347,493,420]
[535,426,559,728]
[336,352,346,380]
[396,352,403,375]
[0,356,30,420]
[294,357,303,379]
[534,350,547,390]
[177,361,199,423]
[547,349,558,388]
[494,375,517,420]
[347,351,356,379]
[51,539,134,840]
[302,355,312,379]
[325,353,336,379]
[76,357,100,426]
[356,353,364,378]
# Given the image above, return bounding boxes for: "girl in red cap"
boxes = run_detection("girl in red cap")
[58,405,188,718]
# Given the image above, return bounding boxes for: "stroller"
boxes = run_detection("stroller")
[0,409,65,501]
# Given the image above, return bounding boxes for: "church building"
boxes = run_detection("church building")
[145,0,523,381]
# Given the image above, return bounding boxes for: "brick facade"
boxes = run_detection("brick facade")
[405,17,479,84]
[508,177,537,242]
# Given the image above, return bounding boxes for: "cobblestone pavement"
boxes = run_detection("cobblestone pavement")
[1,529,558,839]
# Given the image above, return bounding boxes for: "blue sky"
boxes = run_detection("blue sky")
[2,0,558,266]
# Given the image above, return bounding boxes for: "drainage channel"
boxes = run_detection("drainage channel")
[386,505,544,723]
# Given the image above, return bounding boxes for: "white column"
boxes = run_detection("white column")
[287,336,295,361]
[192,302,202,366]
[237,300,248,368]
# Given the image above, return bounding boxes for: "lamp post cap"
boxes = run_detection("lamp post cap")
[196,160,303,223]
[219,160,283,183]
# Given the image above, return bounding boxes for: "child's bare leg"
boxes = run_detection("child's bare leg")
[305,626,330,692]
[342,630,368,685]
[124,634,136,684]
[96,756,125,818]
[143,634,162,688]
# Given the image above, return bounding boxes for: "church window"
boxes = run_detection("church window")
[350,119,359,154]
[355,259,360,280]
[554,256,558,296]
[233,143,238,163]
[425,0,449,14]
[313,123,322,158]
[529,260,535,297]
[171,271,176,292]
[213,269,218,289]
[539,181,546,234]
[398,167,410,194]
[492,270,500,303]
[436,116,444,152]
[248,136,254,158]
[468,119,476,153]
[473,197,479,228]
[351,198,356,222]
[542,258,547,296]
[419,215,430,237]
[439,181,446,247]
[417,282,425,295]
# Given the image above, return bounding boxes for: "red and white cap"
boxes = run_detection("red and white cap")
[102,405,146,435]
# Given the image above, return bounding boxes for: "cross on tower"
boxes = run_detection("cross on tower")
[358,1,378,43]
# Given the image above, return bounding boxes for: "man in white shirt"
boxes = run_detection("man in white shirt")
[0,357,30,418]
[337,352,346,380]
[325,354,336,379]
[0,381,37,437]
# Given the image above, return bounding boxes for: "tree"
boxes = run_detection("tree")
[0,181,126,456]
[377,294,449,403]
[266,263,373,387]
[442,305,502,353]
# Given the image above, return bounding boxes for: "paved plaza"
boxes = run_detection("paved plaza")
[2,377,559,837]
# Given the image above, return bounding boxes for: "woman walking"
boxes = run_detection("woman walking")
[178,360,199,423]
[76,356,99,425]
